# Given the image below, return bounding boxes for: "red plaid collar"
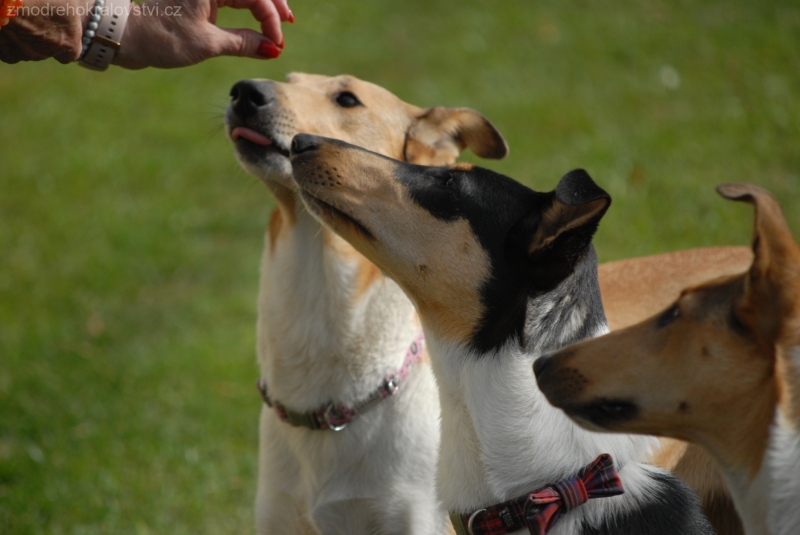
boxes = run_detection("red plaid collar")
[449,454,624,535]
[256,332,425,431]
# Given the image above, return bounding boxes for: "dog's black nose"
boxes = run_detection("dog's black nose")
[229,80,275,117]
[291,134,321,155]
[533,355,554,379]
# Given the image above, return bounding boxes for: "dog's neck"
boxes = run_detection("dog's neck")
[428,250,658,523]
[718,458,771,535]
[257,190,418,411]
[765,345,800,535]
[709,346,800,535]
[688,343,800,535]
[699,347,789,535]
[769,414,800,535]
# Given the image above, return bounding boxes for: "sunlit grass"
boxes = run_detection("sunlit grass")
[1,0,798,532]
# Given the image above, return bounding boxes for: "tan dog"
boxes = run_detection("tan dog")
[600,246,752,331]
[536,184,800,535]
[224,73,507,534]
[601,246,752,535]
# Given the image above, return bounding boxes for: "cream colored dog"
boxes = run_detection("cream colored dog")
[224,73,508,535]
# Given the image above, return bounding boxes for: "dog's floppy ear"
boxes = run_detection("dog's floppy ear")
[718,183,800,342]
[404,107,508,166]
[508,169,611,293]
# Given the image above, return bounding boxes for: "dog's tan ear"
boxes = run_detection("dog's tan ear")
[718,183,800,341]
[404,107,508,166]
[509,169,611,292]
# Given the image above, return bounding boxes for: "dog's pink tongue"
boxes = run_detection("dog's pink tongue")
[231,127,273,146]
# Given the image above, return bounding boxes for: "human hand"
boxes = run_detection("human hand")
[0,0,88,64]
[113,0,292,69]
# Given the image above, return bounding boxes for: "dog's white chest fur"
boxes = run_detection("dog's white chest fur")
[430,336,662,535]
[254,208,442,534]
[733,347,800,535]
[768,410,800,535]
[257,210,402,407]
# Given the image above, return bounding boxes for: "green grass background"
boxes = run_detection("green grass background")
[1,0,799,532]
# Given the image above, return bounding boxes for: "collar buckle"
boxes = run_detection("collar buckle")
[257,331,424,431]
[323,404,349,431]
[385,376,400,394]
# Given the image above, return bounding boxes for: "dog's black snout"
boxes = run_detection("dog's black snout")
[229,80,275,117]
[291,134,321,156]
[533,355,554,379]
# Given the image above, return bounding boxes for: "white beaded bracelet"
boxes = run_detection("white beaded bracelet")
[78,0,131,71]
[78,0,104,59]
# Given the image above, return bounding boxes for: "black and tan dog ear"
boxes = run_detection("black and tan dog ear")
[404,107,508,166]
[509,169,611,292]
[528,169,611,254]
[718,183,800,339]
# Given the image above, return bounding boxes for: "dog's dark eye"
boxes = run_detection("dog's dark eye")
[728,310,750,338]
[437,174,458,189]
[335,91,362,108]
[656,304,680,329]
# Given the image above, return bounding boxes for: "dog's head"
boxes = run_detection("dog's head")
[535,184,800,475]
[289,134,610,352]
[225,73,508,195]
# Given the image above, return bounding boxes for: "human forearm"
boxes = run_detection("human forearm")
[0,0,92,63]
[1,0,290,68]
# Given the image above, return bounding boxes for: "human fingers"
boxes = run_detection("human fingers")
[220,0,285,47]
[212,26,282,59]
[267,0,293,23]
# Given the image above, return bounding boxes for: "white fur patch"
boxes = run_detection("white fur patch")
[430,332,664,534]
[720,463,771,535]
[255,204,444,534]
[769,348,800,535]
[768,422,800,535]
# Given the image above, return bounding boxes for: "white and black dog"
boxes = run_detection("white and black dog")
[288,134,715,535]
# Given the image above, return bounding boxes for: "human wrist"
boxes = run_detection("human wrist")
[110,3,148,69]
[78,0,132,70]
[112,0,192,70]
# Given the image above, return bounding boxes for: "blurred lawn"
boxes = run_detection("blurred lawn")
[1,0,799,533]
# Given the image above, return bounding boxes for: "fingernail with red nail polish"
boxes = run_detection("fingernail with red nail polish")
[258,41,281,59]
[288,10,295,23]
[278,38,284,49]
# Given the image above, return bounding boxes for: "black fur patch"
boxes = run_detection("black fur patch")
[580,470,715,535]
[397,164,549,352]
[728,309,751,339]
[568,398,640,428]
[398,165,610,353]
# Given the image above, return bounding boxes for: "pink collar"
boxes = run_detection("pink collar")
[257,332,425,431]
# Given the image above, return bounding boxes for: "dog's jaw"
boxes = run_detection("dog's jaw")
[233,145,295,191]
[225,110,296,191]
